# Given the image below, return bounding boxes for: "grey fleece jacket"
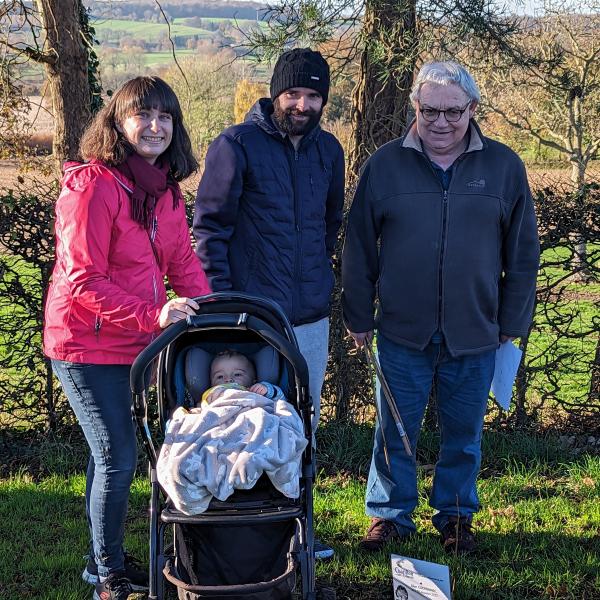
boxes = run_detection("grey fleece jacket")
[341,120,540,357]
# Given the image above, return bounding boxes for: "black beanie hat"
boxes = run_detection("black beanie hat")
[270,48,330,105]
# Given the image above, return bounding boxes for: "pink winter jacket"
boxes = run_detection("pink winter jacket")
[43,161,211,364]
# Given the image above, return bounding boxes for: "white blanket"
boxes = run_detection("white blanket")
[157,388,308,515]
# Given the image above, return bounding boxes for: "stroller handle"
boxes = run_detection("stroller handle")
[191,292,297,332]
[130,312,309,395]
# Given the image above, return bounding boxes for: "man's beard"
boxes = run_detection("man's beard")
[272,99,323,136]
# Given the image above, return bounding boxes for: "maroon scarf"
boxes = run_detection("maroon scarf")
[115,153,180,229]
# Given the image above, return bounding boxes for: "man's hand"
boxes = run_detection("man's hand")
[500,334,517,343]
[347,329,373,349]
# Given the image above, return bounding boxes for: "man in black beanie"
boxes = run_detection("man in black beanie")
[193,49,344,561]
[269,48,330,142]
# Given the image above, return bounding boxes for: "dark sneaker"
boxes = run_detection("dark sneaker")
[440,517,476,555]
[359,518,400,552]
[83,552,148,590]
[314,539,335,561]
[92,572,133,600]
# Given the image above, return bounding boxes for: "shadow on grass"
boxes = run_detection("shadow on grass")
[2,415,595,482]
[316,419,594,480]
[0,425,88,479]
[0,424,150,480]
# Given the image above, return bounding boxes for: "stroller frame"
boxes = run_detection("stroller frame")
[130,292,320,600]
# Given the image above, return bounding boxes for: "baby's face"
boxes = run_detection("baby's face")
[210,355,254,387]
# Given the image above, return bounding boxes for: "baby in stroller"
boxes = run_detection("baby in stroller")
[202,349,285,405]
[157,347,307,515]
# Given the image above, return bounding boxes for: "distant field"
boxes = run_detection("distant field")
[91,17,211,40]
[143,49,197,66]
[91,16,259,41]
[172,17,259,27]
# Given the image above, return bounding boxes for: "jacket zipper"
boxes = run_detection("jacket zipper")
[150,215,159,341]
[94,315,102,338]
[437,189,449,332]
[287,143,301,324]
[434,155,467,334]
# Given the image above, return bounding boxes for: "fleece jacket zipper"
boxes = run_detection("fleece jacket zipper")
[437,188,449,332]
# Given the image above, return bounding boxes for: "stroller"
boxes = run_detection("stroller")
[130,292,336,600]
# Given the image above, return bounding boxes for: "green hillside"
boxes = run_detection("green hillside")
[91,17,212,41]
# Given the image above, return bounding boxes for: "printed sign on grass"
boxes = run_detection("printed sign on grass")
[391,554,452,599]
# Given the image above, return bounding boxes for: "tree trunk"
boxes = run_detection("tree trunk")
[348,0,417,179]
[35,0,91,175]
[570,158,590,280]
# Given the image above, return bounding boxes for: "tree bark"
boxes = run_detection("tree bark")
[34,0,91,175]
[348,0,417,179]
[570,158,590,280]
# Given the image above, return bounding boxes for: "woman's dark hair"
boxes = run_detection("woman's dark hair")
[80,76,198,180]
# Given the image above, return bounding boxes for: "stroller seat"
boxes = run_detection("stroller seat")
[158,342,304,516]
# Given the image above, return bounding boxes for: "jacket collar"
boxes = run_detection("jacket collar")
[246,98,322,146]
[401,117,486,155]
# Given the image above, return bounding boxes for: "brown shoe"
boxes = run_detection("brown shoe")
[440,517,476,554]
[359,518,400,552]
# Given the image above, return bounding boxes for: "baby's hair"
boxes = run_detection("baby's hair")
[210,350,256,380]
[213,349,246,361]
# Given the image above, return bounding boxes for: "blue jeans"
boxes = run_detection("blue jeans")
[366,334,495,534]
[52,360,138,578]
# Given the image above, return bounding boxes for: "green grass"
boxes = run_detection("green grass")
[1,426,598,600]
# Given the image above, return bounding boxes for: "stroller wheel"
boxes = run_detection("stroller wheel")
[316,586,336,600]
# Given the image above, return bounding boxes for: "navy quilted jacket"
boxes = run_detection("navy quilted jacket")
[193,99,345,325]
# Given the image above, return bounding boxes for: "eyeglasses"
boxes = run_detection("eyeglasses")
[419,102,472,123]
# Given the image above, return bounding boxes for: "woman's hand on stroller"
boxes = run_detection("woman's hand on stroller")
[159,297,200,328]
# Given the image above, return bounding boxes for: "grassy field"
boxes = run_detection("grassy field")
[91,16,259,43]
[142,49,198,67]
[1,425,598,600]
[91,17,213,41]
[172,17,259,28]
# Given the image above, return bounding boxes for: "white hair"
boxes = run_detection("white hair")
[409,61,481,104]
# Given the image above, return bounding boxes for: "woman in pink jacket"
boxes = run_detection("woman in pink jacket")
[43,76,211,600]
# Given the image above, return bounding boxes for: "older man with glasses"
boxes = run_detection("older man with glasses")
[341,61,539,554]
